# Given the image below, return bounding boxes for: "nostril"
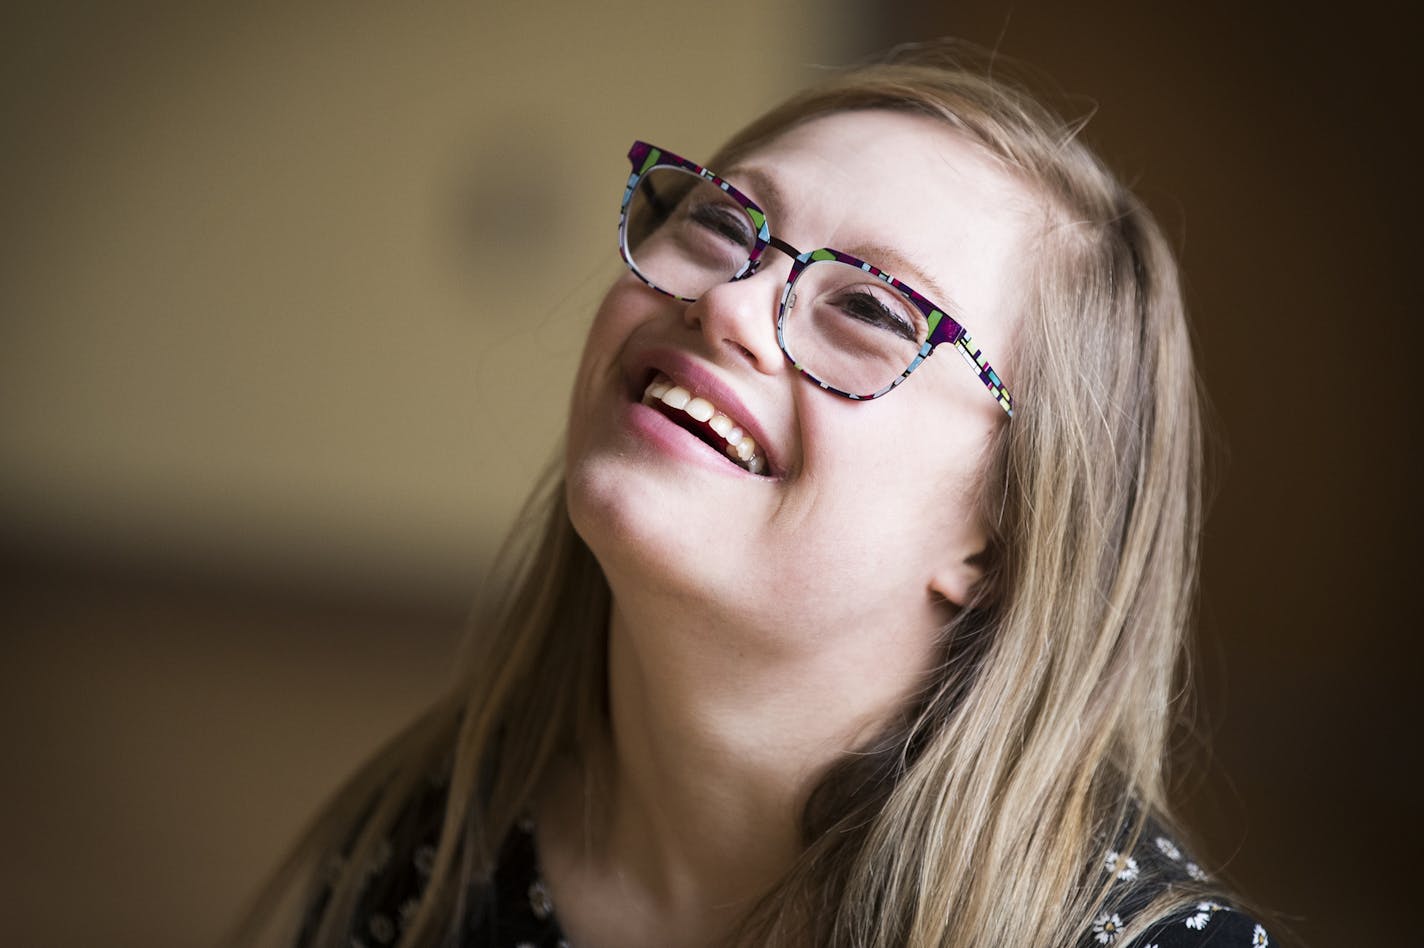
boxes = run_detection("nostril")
[685,268,788,377]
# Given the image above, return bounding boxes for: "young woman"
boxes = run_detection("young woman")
[238,42,1272,948]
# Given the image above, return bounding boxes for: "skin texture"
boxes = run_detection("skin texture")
[548,109,1039,947]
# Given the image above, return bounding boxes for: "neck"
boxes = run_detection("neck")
[538,586,942,944]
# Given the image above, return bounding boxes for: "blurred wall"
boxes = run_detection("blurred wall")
[0,1,862,599]
[0,3,864,944]
[866,4,1419,947]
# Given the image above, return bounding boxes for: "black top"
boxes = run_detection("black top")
[304,773,1272,948]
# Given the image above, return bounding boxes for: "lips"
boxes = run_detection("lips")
[641,373,766,475]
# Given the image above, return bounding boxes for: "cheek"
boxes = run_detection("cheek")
[572,284,639,396]
[565,284,638,473]
[787,416,930,559]
[792,389,995,569]
[567,279,664,449]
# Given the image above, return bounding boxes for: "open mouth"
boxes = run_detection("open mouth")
[640,372,767,476]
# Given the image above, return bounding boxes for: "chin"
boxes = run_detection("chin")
[572,467,780,631]
[565,450,696,587]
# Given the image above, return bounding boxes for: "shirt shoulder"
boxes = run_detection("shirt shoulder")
[296,768,450,948]
[297,764,572,948]
[1083,818,1273,948]
[1122,903,1271,947]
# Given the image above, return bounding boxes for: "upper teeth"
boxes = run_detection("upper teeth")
[643,374,765,475]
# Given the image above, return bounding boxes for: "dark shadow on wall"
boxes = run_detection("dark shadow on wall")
[863,4,1419,947]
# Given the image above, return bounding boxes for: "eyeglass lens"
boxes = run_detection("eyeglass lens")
[623,167,929,398]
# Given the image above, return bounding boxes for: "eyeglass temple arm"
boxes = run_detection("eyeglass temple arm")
[925,312,1014,416]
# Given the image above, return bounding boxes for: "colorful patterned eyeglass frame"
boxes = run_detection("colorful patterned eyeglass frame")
[618,141,1014,416]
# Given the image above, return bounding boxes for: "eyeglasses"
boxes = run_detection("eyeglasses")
[617,141,1013,415]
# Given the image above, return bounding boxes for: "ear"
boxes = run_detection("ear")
[928,542,994,611]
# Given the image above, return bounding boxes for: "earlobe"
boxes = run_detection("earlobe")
[929,546,993,611]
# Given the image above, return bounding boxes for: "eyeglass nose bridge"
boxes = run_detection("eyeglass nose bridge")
[740,234,804,287]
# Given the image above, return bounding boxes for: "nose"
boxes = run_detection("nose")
[682,257,789,375]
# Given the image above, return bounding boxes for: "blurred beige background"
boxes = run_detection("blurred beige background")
[1,1,863,598]
[1,2,866,944]
[3,3,1415,947]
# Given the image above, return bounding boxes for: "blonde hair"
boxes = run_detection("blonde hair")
[234,40,1214,948]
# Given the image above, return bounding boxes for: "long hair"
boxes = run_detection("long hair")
[234,40,1211,948]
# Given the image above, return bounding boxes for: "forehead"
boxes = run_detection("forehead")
[725,109,1037,358]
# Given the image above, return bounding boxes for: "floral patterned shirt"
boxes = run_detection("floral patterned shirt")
[1078,829,1272,947]
[304,776,1271,948]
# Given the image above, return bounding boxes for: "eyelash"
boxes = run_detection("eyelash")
[689,202,754,247]
[838,289,917,342]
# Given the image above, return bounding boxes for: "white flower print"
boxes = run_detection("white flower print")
[1091,912,1125,944]
[1252,923,1270,946]
[529,878,554,920]
[1154,836,1181,861]
[1183,900,1223,930]
[1185,861,1208,882]
[398,897,420,929]
[1102,850,1140,882]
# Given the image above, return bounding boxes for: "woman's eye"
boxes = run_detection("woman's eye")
[835,290,918,342]
[687,201,755,250]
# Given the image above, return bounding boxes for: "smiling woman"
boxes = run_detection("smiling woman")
[230,42,1271,948]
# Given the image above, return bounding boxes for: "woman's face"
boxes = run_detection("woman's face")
[565,109,1036,647]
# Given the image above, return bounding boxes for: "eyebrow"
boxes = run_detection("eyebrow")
[723,165,789,218]
[723,164,967,320]
[854,242,967,321]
